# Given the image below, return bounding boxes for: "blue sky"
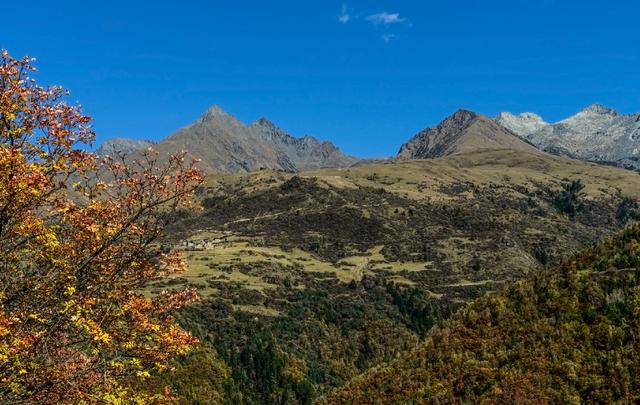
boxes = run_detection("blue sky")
[2,0,639,157]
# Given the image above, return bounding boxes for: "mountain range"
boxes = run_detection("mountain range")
[397,109,540,159]
[97,103,640,173]
[97,106,358,173]
[96,137,156,157]
[497,103,640,169]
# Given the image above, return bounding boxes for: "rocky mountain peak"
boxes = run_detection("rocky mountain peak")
[198,105,237,123]
[428,109,486,138]
[125,104,359,173]
[496,111,545,123]
[495,111,549,136]
[397,109,539,159]
[251,117,293,145]
[579,103,619,116]
[252,117,278,129]
[447,109,479,127]
[499,104,640,170]
[520,112,544,121]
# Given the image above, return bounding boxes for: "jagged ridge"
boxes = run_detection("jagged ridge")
[96,105,358,173]
[96,137,156,157]
[497,103,640,169]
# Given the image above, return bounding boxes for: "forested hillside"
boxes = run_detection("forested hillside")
[142,150,640,403]
[323,223,640,403]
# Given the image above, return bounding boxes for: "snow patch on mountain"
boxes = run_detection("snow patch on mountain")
[495,112,549,135]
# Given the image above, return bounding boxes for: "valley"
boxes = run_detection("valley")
[5,6,640,403]
[144,148,640,403]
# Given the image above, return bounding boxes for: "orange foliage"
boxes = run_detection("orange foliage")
[0,50,203,403]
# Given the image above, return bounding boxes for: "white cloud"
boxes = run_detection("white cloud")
[338,4,351,24]
[381,34,397,43]
[337,6,408,42]
[365,12,406,25]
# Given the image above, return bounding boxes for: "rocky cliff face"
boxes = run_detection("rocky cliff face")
[496,104,640,169]
[250,118,359,171]
[398,109,540,159]
[96,106,358,173]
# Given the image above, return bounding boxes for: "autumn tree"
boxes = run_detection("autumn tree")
[0,50,204,403]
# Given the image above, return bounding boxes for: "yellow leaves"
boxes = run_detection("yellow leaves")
[60,299,76,314]
[28,313,46,323]
[39,227,61,249]
[630,286,640,318]
[95,384,161,405]
[94,330,112,345]
[110,360,124,370]
[4,380,24,395]
[0,50,203,403]
[283,355,308,383]
[74,316,112,345]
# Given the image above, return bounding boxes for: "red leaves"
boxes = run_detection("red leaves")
[0,50,204,403]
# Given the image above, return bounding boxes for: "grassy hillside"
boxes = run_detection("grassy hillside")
[146,150,640,403]
[322,223,640,404]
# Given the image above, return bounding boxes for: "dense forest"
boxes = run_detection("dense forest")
[322,223,640,403]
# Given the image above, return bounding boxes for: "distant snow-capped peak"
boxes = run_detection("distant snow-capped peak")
[495,111,549,135]
[496,104,640,170]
